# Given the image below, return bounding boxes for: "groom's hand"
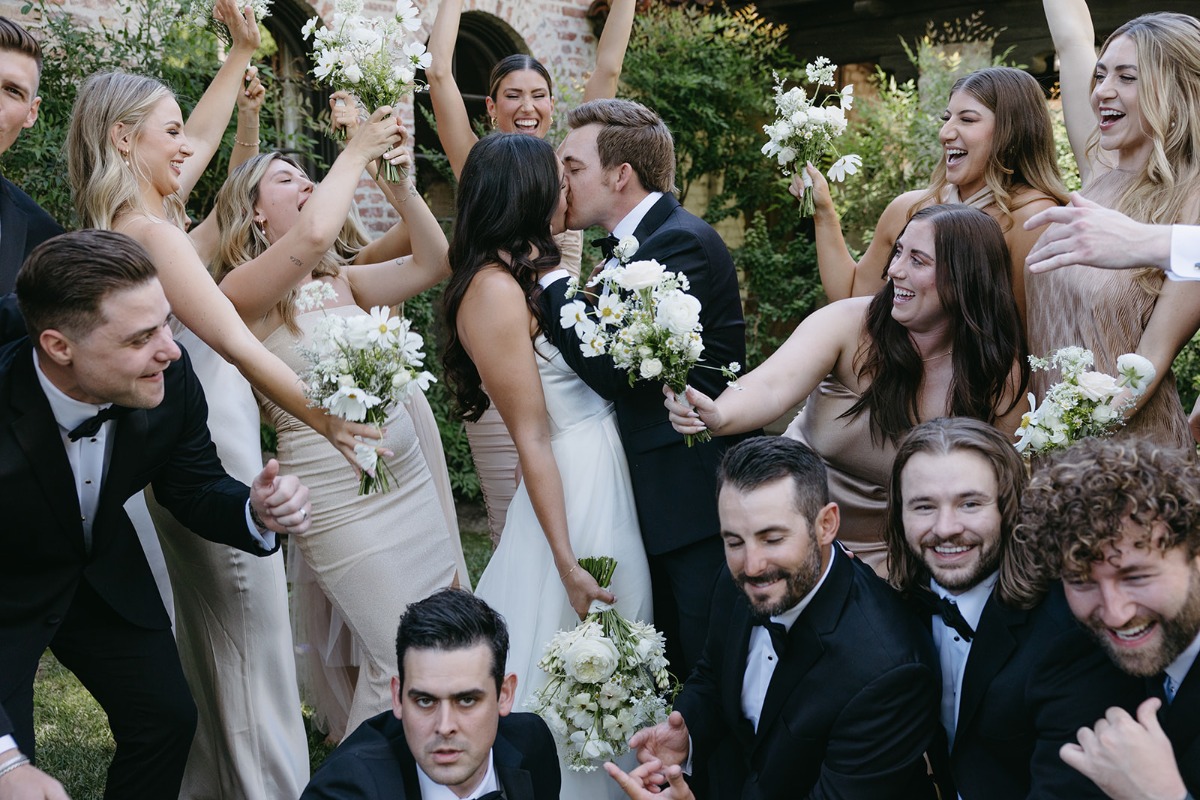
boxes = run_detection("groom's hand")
[0,759,70,800]
[630,710,690,770]
[250,459,312,534]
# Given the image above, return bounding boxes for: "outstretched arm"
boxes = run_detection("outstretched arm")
[427,0,479,179]
[1043,0,1099,183]
[583,0,635,101]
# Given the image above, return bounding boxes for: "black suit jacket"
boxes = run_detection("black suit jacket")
[540,194,750,554]
[926,584,1145,800]
[1160,662,1200,795]
[301,710,561,799]
[0,177,63,295]
[673,550,940,799]
[0,338,275,737]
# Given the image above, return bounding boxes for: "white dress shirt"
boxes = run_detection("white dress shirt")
[415,750,498,799]
[1169,225,1200,280]
[931,572,997,751]
[741,547,838,732]
[603,191,664,267]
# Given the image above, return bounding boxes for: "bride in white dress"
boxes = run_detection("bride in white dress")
[442,133,652,800]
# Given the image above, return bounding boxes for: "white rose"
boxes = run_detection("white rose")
[342,63,363,84]
[656,291,702,336]
[613,236,639,262]
[563,636,620,684]
[1116,352,1156,394]
[1092,402,1120,425]
[640,358,663,379]
[615,259,666,291]
[1076,370,1120,402]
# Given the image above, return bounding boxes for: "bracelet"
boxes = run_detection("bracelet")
[559,564,578,582]
[248,502,268,531]
[235,138,260,147]
[0,755,30,779]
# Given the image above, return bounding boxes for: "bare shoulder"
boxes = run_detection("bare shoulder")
[459,266,534,334]
[116,213,189,249]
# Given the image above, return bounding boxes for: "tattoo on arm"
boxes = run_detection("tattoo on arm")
[289,256,303,267]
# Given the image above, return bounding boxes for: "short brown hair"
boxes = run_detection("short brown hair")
[567,98,676,194]
[1015,437,1200,583]
[0,17,43,81]
[17,230,158,342]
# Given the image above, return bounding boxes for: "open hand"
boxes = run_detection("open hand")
[1024,193,1170,274]
[250,458,311,534]
[1059,699,1187,800]
[214,0,261,53]
[629,711,690,769]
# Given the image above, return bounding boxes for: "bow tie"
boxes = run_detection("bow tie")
[753,616,789,656]
[68,404,132,441]
[592,233,620,261]
[911,589,975,642]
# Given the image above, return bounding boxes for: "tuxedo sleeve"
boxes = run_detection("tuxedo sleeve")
[0,294,24,345]
[672,574,737,764]
[300,757,380,799]
[538,277,633,399]
[148,349,277,556]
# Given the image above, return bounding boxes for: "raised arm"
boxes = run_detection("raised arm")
[427,0,479,179]
[217,109,406,322]
[179,0,262,197]
[459,269,613,617]
[582,0,635,101]
[1044,0,1099,183]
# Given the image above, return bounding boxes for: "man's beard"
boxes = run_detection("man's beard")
[1086,567,1200,677]
[734,533,823,618]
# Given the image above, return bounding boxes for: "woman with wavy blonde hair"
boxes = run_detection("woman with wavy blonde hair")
[1029,1,1200,449]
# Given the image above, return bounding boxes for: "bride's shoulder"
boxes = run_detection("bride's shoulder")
[465,263,521,296]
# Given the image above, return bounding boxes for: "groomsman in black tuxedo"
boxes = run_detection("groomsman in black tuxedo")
[302,589,560,800]
[0,231,312,798]
[544,98,750,675]
[1020,437,1200,800]
[0,17,63,294]
[613,436,939,799]
[885,418,1143,800]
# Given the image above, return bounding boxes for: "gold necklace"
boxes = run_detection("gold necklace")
[921,350,952,362]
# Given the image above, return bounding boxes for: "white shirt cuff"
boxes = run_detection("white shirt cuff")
[1168,225,1200,280]
[681,735,693,776]
[0,736,19,757]
[244,501,278,550]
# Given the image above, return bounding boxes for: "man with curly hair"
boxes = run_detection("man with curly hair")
[1018,436,1200,800]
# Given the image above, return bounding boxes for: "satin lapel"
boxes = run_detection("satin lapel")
[1161,666,1200,753]
[631,194,680,243]
[0,182,28,274]
[8,347,85,548]
[955,593,1022,748]
[494,726,536,798]
[725,599,758,753]
[92,407,149,551]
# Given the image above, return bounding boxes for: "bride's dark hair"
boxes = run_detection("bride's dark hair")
[442,133,562,421]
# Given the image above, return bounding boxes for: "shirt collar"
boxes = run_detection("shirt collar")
[1166,629,1200,693]
[773,545,839,631]
[32,348,110,433]
[611,191,664,240]
[414,749,498,800]
[931,571,999,631]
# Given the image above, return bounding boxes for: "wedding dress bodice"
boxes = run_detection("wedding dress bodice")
[533,334,614,439]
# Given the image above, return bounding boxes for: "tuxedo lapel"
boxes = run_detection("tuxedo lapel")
[0,180,29,277]
[955,593,1023,746]
[91,407,149,551]
[494,727,535,798]
[725,598,758,753]
[1160,666,1200,754]
[630,194,679,243]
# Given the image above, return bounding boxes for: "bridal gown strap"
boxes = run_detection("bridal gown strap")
[475,335,652,800]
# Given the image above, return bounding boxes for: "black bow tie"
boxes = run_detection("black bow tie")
[753,616,789,656]
[68,404,132,441]
[912,589,975,642]
[592,233,620,261]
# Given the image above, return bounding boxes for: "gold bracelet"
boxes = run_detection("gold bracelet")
[559,564,578,582]
[235,138,260,147]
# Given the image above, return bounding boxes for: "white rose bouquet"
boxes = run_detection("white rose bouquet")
[559,243,740,447]
[301,0,427,176]
[182,0,272,45]
[1015,346,1155,457]
[528,556,676,773]
[293,281,435,494]
[762,60,860,217]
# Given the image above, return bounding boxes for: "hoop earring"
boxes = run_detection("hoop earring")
[489,116,498,130]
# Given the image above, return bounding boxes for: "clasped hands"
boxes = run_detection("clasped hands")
[605,711,695,800]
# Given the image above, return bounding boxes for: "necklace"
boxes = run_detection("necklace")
[921,350,952,362]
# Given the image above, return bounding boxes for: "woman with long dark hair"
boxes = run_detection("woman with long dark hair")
[668,204,1028,574]
[443,133,650,799]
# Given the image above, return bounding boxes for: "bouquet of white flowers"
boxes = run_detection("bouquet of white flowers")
[762,60,860,217]
[294,281,435,493]
[301,0,427,177]
[559,239,740,446]
[528,556,676,773]
[1015,346,1155,457]
[182,0,272,45]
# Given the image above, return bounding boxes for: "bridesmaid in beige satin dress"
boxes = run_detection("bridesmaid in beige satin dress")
[667,205,1028,575]
[1027,0,1200,449]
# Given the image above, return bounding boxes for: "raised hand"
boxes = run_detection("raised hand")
[663,384,720,437]
[330,90,366,142]
[791,162,834,217]
[605,758,695,800]
[213,0,261,55]
[237,65,265,117]
[628,710,690,769]
[250,458,312,534]
[1058,698,1187,800]
[345,106,406,165]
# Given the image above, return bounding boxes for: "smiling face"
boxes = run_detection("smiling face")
[1064,520,1200,677]
[394,644,515,797]
[253,158,315,243]
[887,218,945,332]
[1092,35,1154,168]
[127,96,193,199]
[901,450,1004,594]
[0,50,40,157]
[486,68,553,139]
[939,89,996,199]
[719,477,835,618]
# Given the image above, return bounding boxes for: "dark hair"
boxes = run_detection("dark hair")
[442,133,561,421]
[17,230,158,342]
[0,17,43,80]
[716,436,830,526]
[488,54,553,99]
[1016,437,1200,584]
[848,204,1028,443]
[567,99,676,194]
[395,588,510,694]
[885,417,1041,608]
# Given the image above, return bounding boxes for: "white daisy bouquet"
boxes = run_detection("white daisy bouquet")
[762,60,861,217]
[559,237,740,447]
[528,556,676,773]
[301,0,428,177]
[1015,346,1155,458]
[294,281,435,494]
[182,0,272,45]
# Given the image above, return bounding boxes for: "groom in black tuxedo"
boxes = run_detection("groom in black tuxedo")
[544,98,750,676]
[0,231,312,798]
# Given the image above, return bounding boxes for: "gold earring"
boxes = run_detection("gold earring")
[489,116,497,130]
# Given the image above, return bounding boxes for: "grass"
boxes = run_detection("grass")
[30,507,494,799]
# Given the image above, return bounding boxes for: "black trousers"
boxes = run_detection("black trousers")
[648,534,726,681]
[7,579,197,799]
